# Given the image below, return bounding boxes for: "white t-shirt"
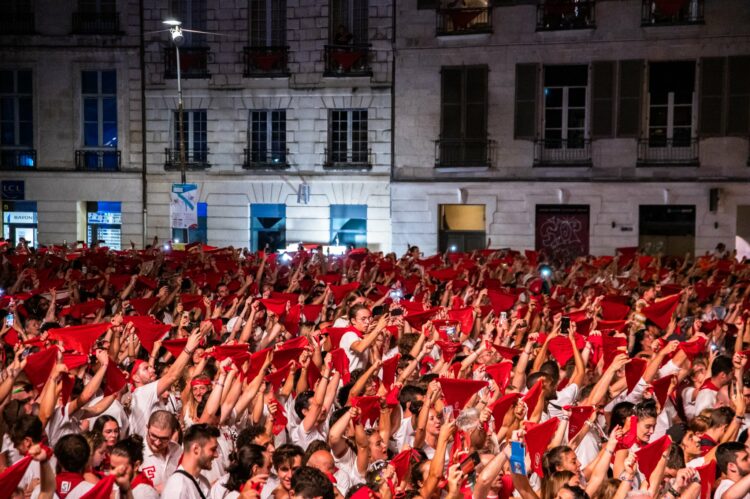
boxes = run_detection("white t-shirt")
[129,381,161,439]
[87,395,129,436]
[46,403,83,444]
[339,331,368,371]
[161,466,211,499]
[333,447,366,487]
[209,473,240,499]
[390,410,416,453]
[30,476,93,499]
[548,383,579,419]
[715,478,750,499]
[695,387,719,416]
[290,420,329,450]
[140,440,182,491]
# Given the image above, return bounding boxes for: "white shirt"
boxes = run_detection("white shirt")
[695,386,719,416]
[46,403,83,444]
[141,440,182,491]
[290,420,329,450]
[161,466,211,499]
[130,381,162,439]
[333,447,365,488]
[715,478,750,499]
[339,331,368,371]
[30,478,93,499]
[390,410,416,453]
[548,383,579,419]
[209,474,240,499]
[87,395,129,436]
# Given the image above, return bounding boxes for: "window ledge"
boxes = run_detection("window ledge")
[324,163,372,172]
[435,166,490,173]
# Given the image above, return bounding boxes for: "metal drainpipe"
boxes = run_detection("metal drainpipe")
[139,0,148,247]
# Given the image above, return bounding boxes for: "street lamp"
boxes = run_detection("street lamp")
[163,19,186,184]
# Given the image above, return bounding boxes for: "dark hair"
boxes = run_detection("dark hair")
[542,446,574,477]
[148,410,177,432]
[236,424,267,450]
[711,407,736,428]
[225,444,267,491]
[294,390,315,420]
[712,355,734,377]
[54,434,90,474]
[717,442,748,474]
[398,385,426,412]
[273,444,304,469]
[559,485,589,499]
[10,415,43,446]
[666,443,685,470]
[634,399,658,420]
[291,466,335,499]
[183,423,220,451]
[111,435,145,465]
[608,402,635,433]
[302,440,330,465]
[539,360,560,384]
[526,371,548,390]
[92,415,119,435]
[348,304,369,321]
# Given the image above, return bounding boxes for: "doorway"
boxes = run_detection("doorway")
[638,205,695,256]
[535,205,590,264]
[438,204,486,252]
[2,201,38,247]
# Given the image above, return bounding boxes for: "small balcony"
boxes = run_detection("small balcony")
[243,46,290,77]
[637,138,699,166]
[435,138,495,168]
[534,139,592,166]
[641,0,704,26]
[164,148,210,171]
[243,148,289,170]
[75,149,120,171]
[0,11,34,34]
[164,47,211,79]
[324,148,372,170]
[537,1,596,31]
[324,44,371,77]
[436,7,492,36]
[0,148,36,169]
[72,11,120,34]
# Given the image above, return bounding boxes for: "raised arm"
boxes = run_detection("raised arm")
[156,325,205,396]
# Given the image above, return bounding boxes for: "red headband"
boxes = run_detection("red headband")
[190,378,212,387]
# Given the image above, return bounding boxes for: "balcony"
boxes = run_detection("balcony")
[435,138,495,168]
[164,148,210,171]
[324,44,371,77]
[534,139,592,166]
[72,11,120,34]
[324,148,372,170]
[641,0,703,26]
[0,149,36,169]
[537,1,596,31]
[436,7,492,36]
[75,149,120,171]
[637,138,699,166]
[243,46,290,77]
[164,47,211,79]
[0,11,34,34]
[243,148,289,170]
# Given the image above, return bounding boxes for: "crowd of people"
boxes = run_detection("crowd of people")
[0,237,749,499]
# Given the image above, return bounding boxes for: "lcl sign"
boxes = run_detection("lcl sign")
[1,181,24,200]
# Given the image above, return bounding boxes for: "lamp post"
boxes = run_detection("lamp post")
[164,19,186,184]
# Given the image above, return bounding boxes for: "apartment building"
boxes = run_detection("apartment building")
[392,0,750,260]
[1,0,393,251]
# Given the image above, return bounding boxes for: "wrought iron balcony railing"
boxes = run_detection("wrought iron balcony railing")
[324,147,372,169]
[164,47,211,79]
[641,0,704,26]
[436,7,493,36]
[537,0,596,31]
[243,46,290,77]
[243,148,289,170]
[324,44,372,77]
[637,138,699,166]
[435,138,495,168]
[72,11,120,34]
[75,149,121,171]
[0,11,34,34]
[0,148,36,169]
[534,138,592,166]
[164,148,210,170]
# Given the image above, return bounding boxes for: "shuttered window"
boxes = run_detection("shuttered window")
[699,58,726,137]
[514,63,539,139]
[727,56,750,136]
[591,61,615,138]
[616,60,643,137]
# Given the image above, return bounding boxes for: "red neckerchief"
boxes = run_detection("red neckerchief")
[132,472,155,489]
[56,471,85,499]
[700,379,719,392]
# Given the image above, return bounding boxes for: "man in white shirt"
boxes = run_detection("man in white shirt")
[161,423,220,498]
[714,442,750,499]
[338,305,387,371]
[130,326,205,438]
[695,355,735,416]
[140,410,181,493]
[290,360,340,450]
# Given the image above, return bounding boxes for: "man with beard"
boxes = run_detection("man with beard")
[161,423,219,498]
[715,442,750,499]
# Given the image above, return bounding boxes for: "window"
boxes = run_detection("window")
[328,109,368,166]
[438,204,486,253]
[641,0,703,26]
[82,70,117,148]
[2,200,37,247]
[0,0,34,34]
[172,202,207,244]
[330,0,368,44]
[250,0,286,46]
[248,110,286,167]
[436,0,492,36]
[537,0,596,31]
[171,110,208,166]
[74,0,118,34]
[0,70,34,168]
[330,205,366,247]
[438,66,490,167]
[86,201,121,250]
[543,65,588,148]
[648,62,695,147]
[250,204,286,252]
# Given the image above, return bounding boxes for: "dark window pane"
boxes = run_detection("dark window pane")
[19,122,32,146]
[84,123,99,146]
[82,71,98,94]
[1,123,14,145]
[17,71,32,93]
[101,70,116,94]
[568,109,586,129]
[674,107,692,127]
[443,70,462,103]
[18,97,32,121]
[0,71,13,93]
[103,122,117,146]
[650,107,668,126]
[569,87,586,107]
[102,97,117,120]
[0,98,13,120]
[545,109,562,128]
[84,98,98,121]
[544,88,562,108]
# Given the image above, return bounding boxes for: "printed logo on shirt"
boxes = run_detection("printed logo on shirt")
[61,481,71,493]
[142,466,156,480]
